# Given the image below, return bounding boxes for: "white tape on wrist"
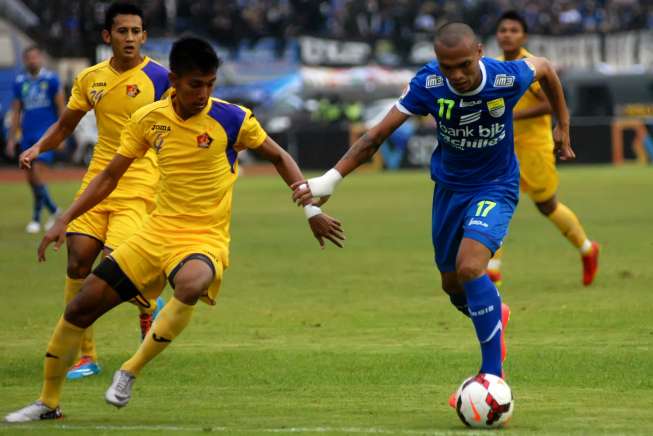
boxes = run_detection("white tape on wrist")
[307,168,342,197]
[304,204,322,219]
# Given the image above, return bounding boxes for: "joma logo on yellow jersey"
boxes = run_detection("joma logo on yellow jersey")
[151,124,171,132]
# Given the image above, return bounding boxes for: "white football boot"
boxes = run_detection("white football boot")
[105,369,136,407]
[4,401,62,422]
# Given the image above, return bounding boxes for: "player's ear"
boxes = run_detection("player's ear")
[476,43,484,58]
[141,29,148,44]
[168,72,178,88]
[101,29,111,45]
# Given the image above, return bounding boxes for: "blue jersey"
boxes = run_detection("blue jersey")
[397,57,535,191]
[13,69,60,142]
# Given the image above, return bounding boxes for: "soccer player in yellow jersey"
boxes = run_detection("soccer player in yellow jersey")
[4,37,344,422]
[17,2,170,380]
[493,11,599,286]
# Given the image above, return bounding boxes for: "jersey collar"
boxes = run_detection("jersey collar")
[169,92,214,123]
[445,59,487,97]
[107,56,150,76]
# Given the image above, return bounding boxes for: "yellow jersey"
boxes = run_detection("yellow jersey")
[117,95,267,265]
[500,48,554,150]
[68,56,170,201]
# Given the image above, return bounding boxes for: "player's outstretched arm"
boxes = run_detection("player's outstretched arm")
[526,57,575,160]
[253,136,345,248]
[291,106,409,205]
[19,108,86,169]
[38,154,134,261]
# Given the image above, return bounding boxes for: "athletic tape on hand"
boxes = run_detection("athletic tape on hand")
[304,204,322,219]
[307,168,342,197]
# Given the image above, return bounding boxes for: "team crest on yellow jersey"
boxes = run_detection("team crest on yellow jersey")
[153,133,164,153]
[126,84,140,97]
[487,98,505,118]
[197,133,213,148]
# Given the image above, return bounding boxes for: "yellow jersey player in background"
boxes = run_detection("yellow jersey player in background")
[18,2,170,380]
[493,10,599,286]
[4,36,344,422]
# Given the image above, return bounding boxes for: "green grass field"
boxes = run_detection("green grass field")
[1,166,652,435]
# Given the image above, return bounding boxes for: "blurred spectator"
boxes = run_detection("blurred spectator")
[12,0,653,60]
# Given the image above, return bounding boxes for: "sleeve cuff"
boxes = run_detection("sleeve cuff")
[395,101,416,116]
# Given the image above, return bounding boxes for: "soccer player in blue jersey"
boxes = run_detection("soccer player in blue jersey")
[6,46,64,233]
[293,22,574,403]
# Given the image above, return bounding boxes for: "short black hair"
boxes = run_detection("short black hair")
[169,37,221,76]
[434,22,478,48]
[23,45,41,57]
[104,2,145,31]
[497,10,528,33]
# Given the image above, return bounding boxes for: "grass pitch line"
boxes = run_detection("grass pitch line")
[3,424,486,435]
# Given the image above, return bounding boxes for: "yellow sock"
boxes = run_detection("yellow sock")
[64,277,96,361]
[121,297,194,376]
[488,248,503,272]
[39,317,85,408]
[547,202,590,252]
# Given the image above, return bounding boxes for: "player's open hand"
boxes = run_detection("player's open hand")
[553,124,575,160]
[19,145,40,169]
[308,213,345,249]
[38,217,67,261]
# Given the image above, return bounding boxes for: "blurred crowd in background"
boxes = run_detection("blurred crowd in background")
[20,0,653,58]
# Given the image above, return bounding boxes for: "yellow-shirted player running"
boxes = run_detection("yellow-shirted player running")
[18,2,170,380]
[4,37,344,422]
[492,10,599,286]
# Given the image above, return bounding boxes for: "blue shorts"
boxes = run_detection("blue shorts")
[20,137,55,164]
[432,183,519,272]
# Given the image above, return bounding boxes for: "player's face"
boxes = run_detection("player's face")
[102,14,147,61]
[171,70,217,117]
[496,19,526,53]
[435,41,483,93]
[23,49,43,75]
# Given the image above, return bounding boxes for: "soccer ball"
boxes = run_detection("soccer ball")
[454,373,514,428]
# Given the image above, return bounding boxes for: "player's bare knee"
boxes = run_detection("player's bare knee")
[66,260,93,279]
[173,283,205,305]
[67,251,96,278]
[63,294,94,328]
[456,262,484,283]
[536,197,557,216]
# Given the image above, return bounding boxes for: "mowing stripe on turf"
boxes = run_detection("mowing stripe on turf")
[3,424,487,435]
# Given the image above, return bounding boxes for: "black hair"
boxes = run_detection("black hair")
[169,37,221,76]
[23,45,41,57]
[104,2,145,31]
[434,22,478,48]
[497,10,528,33]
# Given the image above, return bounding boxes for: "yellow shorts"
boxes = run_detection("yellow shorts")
[110,217,225,306]
[516,146,559,203]
[67,197,154,250]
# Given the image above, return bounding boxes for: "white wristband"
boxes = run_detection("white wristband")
[307,168,343,197]
[304,204,322,219]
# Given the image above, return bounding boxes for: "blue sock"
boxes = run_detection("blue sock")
[34,185,58,214]
[463,274,502,377]
[31,185,44,222]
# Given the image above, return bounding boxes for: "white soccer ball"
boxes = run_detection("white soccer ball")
[454,373,514,428]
